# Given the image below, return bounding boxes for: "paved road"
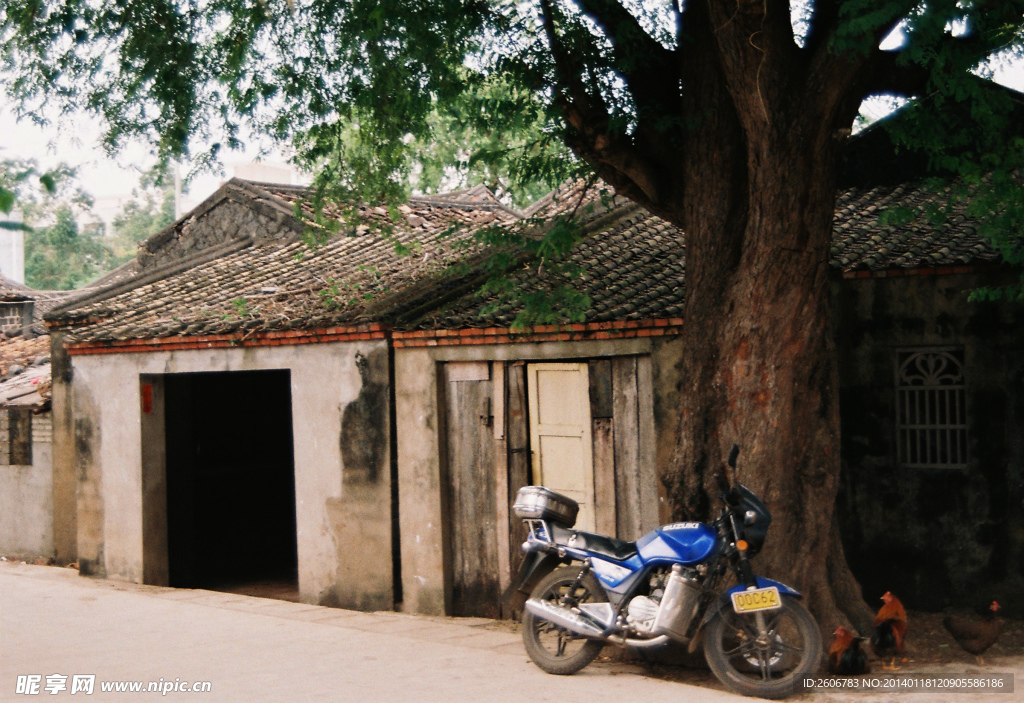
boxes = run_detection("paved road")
[0,562,747,703]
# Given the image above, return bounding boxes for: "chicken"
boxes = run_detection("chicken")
[943,601,1002,666]
[870,591,907,670]
[829,626,870,675]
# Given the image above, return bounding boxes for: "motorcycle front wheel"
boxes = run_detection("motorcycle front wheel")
[704,595,822,699]
[522,566,607,675]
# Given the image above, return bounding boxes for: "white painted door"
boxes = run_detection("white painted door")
[527,363,595,532]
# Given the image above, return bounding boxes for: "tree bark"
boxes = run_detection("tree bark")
[661,100,874,635]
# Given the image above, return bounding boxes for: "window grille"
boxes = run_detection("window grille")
[0,408,32,466]
[896,348,967,468]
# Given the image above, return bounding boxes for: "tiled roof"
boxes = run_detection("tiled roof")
[0,274,83,336]
[48,174,1007,343]
[408,205,683,329]
[46,180,523,343]
[0,336,50,374]
[404,178,1004,330]
[0,335,51,411]
[831,183,1002,271]
[0,360,50,410]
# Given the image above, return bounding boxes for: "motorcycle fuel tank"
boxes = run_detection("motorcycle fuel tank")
[637,522,718,564]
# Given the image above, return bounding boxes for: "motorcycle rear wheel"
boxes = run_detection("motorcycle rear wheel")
[522,566,607,675]
[704,595,822,699]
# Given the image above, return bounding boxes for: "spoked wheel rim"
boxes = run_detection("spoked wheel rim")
[705,596,822,699]
[531,580,597,660]
[720,608,806,679]
[521,566,607,675]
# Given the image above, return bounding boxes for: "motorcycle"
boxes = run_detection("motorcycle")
[504,445,821,699]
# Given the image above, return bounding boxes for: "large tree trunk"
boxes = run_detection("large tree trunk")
[661,91,874,634]
[560,0,877,636]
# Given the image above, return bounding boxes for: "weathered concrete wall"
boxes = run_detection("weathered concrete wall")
[0,412,54,557]
[394,337,679,616]
[833,271,1024,615]
[69,340,393,610]
[50,332,77,564]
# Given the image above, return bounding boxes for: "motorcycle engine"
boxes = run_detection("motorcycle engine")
[626,596,660,633]
[625,570,669,634]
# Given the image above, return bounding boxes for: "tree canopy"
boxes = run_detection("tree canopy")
[2,2,1022,201]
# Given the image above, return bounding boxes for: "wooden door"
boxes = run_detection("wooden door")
[527,363,596,532]
[443,361,501,618]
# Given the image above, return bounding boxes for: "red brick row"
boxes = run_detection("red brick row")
[68,318,685,355]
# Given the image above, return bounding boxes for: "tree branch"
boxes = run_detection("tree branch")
[569,0,679,155]
[859,50,931,98]
[539,0,663,202]
[570,0,673,66]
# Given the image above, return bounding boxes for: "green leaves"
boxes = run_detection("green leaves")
[109,187,176,264]
[0,187,14,215]
[873,71,1024,300]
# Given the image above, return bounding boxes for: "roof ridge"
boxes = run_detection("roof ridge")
[45,236,255,322]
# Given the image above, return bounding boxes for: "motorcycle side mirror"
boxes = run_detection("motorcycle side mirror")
[715,471,730,494]
[727,444,739,469]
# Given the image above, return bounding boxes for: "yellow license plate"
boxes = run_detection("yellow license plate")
[731,586,782,614]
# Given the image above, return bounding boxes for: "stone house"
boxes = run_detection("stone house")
[44,178,522,609]
[45,170,1023,618]
[0,339,54,560]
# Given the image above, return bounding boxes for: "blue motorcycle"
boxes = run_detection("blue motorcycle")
[505,446,821,699]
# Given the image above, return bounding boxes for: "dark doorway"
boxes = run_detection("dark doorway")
[164,370,298,596]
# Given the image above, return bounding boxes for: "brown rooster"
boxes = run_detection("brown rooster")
[943,601,1002,666]
[829,626,870,675]
[870,591,907,670]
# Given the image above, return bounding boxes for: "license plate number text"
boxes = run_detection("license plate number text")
[731,586,782,613]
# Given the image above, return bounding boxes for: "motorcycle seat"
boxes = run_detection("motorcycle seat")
[551,524,638,561]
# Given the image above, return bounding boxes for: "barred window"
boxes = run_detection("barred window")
[896,348,967,469]
[0,408,32,466]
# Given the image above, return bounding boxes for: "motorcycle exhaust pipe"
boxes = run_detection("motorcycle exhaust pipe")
[607,634,671,649]
[524,598,606,638]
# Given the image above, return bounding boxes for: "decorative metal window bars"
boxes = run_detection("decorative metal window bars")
[896,348,967,468]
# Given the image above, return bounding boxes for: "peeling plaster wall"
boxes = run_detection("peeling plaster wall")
[69,340,392,609]
[50,333,77,564]
[394,337,681,616]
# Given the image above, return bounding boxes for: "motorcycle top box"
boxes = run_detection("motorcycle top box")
[512,486,579,527]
